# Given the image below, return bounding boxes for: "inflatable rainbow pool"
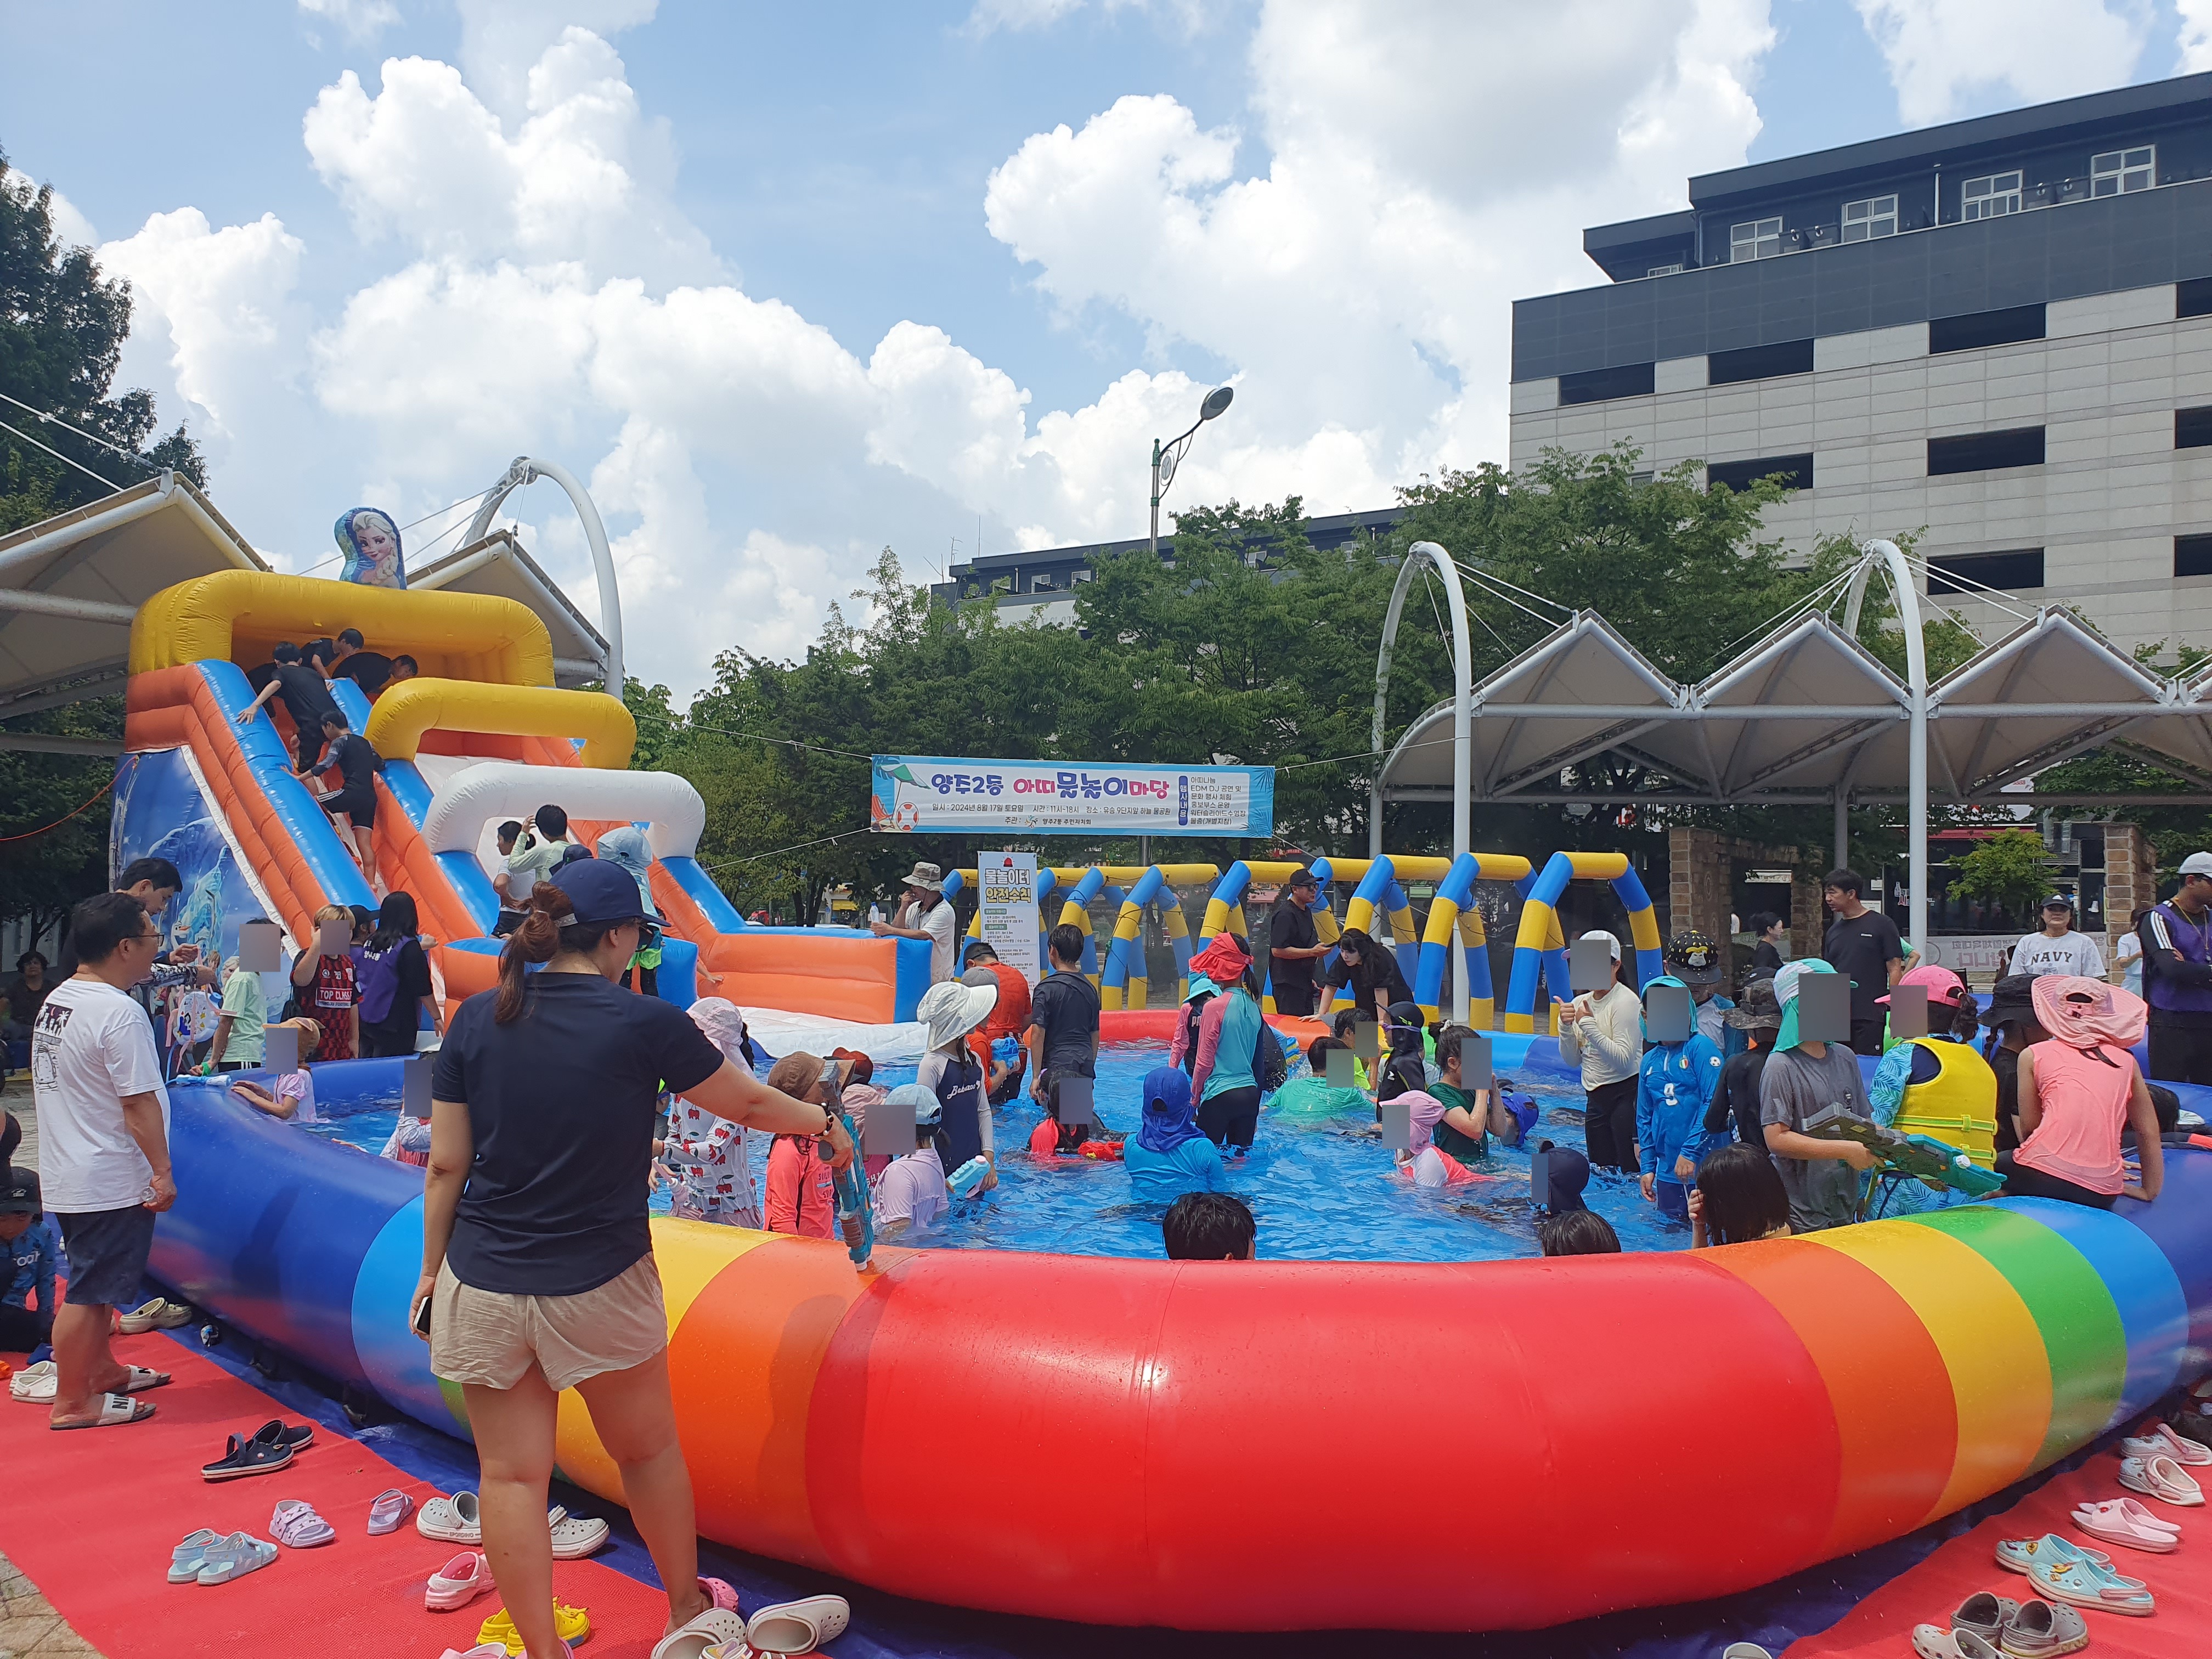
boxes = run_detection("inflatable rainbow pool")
[149,1027,2212,1634]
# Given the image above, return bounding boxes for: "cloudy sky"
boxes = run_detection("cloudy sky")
[6,0,2210,695]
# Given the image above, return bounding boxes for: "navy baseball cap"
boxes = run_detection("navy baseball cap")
[545,858,656,939]
[0,1166,41,1218]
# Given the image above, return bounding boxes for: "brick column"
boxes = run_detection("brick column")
[2103,822,2154,963]
[1790,867,1823,967]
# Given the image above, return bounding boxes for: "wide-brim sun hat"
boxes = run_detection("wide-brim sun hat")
[901,862,944,892]
[918,978,997,1050]
[1188,934,1251,986]
[1724,977,1782,1029]
[1980,973,2040,1028]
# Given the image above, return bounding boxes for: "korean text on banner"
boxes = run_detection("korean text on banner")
[978,851,1041,981]
[870,757,1273,837]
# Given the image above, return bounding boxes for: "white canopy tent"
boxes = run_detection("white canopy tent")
[1377,541,2212,951]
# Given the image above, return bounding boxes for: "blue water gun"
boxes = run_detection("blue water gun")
[947,1155,991,1199]
[817,1109,874,1268]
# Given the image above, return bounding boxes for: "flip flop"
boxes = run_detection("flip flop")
[201,1431,294,1479]
[649,1607,746,1659]
[2119,1452,2205,1506]
[196,1531,279,1586]
[269,1499,335,1548]
[367,1488,416,1536]
[476,1601,590,1655]
[2000,1598,2089,1657]
[1953,1592,2018,1646]
[2128,1419,2212,1468]
[2027,1558,2154,1617]
[419,1489,482,1544]
[8,1359,56,1403]
[426,1550,490,1613]
[744,1595,851,1656]
[51,1391,155,1429]
[168,1528,221,1584]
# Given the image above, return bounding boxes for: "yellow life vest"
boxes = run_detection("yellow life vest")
[1893,1036,1999,1168]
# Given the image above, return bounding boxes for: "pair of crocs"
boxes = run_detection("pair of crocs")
[2120,1418,2212,1468]
[170,1530,279,1587]
[2119,1451,2205,1506]
[1997,1535,2155,1618]
[2073,1494,2182,1553]
[418,1489,607,1558]
[270,1499,335,1548]
[1948,1590,2090,1656]
[119,1296,194,1333]
[655,1592,849,1659]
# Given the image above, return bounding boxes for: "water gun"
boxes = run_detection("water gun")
[1079,1136,1125,1161]
[1804,1105,2006,1197]
[947,1156,991,1198]
[816,1110,874,1269]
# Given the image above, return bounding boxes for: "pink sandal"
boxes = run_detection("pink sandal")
[2074,1497,2182,1553]
[427,1551,490,1612]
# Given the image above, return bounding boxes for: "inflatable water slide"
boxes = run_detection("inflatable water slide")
[117,570,930,1020]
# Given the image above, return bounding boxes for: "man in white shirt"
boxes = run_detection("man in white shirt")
[2010,895,2106,979]
[494,804,572,906]
[33,891,177,1429]
[870,861,957,984]
[1559,929,1645,1173]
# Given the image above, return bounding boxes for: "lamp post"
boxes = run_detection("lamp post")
[1149,386,1234,558]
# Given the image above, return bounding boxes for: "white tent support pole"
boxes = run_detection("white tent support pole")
[464,457,624,693]
[0,590,137,623]
[1867,539,1929,952]
[1375,541,1474,1025]
[0,486,168,580]
[407,538,511,592]
[1833,792,1849,871]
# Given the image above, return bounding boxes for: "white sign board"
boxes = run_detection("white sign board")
[978,851,1041,982]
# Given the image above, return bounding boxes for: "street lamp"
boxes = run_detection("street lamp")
[1149,385,1234,558]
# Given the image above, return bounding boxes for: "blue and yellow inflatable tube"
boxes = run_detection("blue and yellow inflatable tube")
[149,1066,2212,1633]
[1408,852,1536,1029]
[1502,850,1661,1032]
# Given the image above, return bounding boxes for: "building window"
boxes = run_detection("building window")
[1928,427,2044,475]
[1647,263,1684,276]
[2180,276,2212,319]
[1707,338,1814,386]
[2091,146,2155,196]
[1071,568,1093,584]
[1730,217,1782,261]
[2178,408,2212,450]
[1841,194,1898,240]
[2179,535,2212,578]
[1707,453,1814,494]
[1961,170,2023,220]
[1031,574,1056,593]
[1558,362,1656,405]
[1927,549,2045,594]
[1928,303,2045,354]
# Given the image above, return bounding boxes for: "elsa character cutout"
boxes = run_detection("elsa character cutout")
[334,506,405,588]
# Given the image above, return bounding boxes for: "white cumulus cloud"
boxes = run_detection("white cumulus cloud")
[1855,0,2153,126]
[298,0,402,44]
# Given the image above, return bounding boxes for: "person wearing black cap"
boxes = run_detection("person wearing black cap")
[1267,869,1329,1017]
[1,1165,59,1353]
[1531,1143,1620,1255]
[414,860,854,1659]
[1979,974,2050,1152]
[2008,895,2104,980]
[1709,978,1782,1153]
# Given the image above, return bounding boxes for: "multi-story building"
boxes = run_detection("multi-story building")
[929,507,1403,625]
[1510,71,2212,655]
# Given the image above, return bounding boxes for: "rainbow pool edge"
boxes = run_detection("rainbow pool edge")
[150,1063,2212,1633]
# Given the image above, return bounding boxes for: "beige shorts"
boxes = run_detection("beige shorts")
[430,1254,668,1393]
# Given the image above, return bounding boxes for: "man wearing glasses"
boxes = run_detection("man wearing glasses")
[30,892,178,1430]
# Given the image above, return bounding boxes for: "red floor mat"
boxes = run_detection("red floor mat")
[0,1333,676,1658]
[1786,1448,2212,1658]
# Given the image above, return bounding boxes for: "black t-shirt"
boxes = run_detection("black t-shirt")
[433,973,724,1295]
[1751,940,1786,975]
[1028,969,1101,1079]
[361,936,433,1046]
[1268,901,1320,994]
[270,661,340,731]
[331,651,395,695]
[322,732,383,793]
[1710,1047,1771,1150]
[1991,1044,2022,1152]
[1823,909,1904,1025]
[1325,950,1413,1023]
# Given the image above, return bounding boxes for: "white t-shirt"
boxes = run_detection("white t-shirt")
[31,978,172,1213]
[875,1146,948,1229]
[909,896,957,984]
[2010,930,2107,979]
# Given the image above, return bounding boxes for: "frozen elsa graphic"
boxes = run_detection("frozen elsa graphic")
[334,506,405,588]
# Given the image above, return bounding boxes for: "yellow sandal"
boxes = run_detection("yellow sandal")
[476,1601,590,1654]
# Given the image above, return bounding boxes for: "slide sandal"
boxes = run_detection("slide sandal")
[117,1365,171,1393]
[426,1551,489,1613]
[649,1607,746,1659]
[2073,1499,2180,1553]
[51,1392,154,1429]
[367,1488,416,1535]
[269,1499,335,1548]
[746,1595,851,1656]
[419,1489,482,1544]
[196,1531,279,1586]
[168,1528,220,1584]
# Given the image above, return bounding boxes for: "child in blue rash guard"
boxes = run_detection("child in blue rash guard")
[1637,974,1726,1223]
[1125,1066,1226,1203]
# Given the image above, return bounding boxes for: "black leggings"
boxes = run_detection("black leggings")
[1583,1076,1640,1173]
[1198,1085,1261,1150]
[0,1301,52,1352]
[1996,1152,2118,1210]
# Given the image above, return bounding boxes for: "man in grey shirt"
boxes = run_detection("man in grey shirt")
[1758,962,1880,1232]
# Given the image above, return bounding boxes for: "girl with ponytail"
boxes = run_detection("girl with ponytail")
[411,861,855,1659]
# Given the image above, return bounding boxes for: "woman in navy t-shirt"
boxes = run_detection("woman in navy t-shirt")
[411,861,853,1659]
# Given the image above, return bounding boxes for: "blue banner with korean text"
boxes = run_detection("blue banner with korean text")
[869,757,1273,837]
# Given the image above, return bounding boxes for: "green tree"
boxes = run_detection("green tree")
[1949,828,2057,922]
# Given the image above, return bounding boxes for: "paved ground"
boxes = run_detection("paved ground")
[0,1554,100,1658]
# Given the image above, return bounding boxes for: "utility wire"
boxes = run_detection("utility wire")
[0,389,166,471]
[0,414,124,495]
[0,774,115,843]
[696,823,876,873]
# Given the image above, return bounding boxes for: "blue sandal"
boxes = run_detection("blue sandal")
[196,1531,279,1586]
[168,1528,220,1584]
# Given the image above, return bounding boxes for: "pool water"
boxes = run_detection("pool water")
[302,1041,1693,1262]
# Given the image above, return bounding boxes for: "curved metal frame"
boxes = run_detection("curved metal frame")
[1841,539,1929,950]
[466,456,624,694]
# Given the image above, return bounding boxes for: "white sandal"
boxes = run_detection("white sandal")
[550,1513,608,1559]
[417,1489,482,1543]
[648,1607,746,1659]
[744,1595,850,1656]
[9,1359,56,1403]
[2119,1452,2205,1506]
